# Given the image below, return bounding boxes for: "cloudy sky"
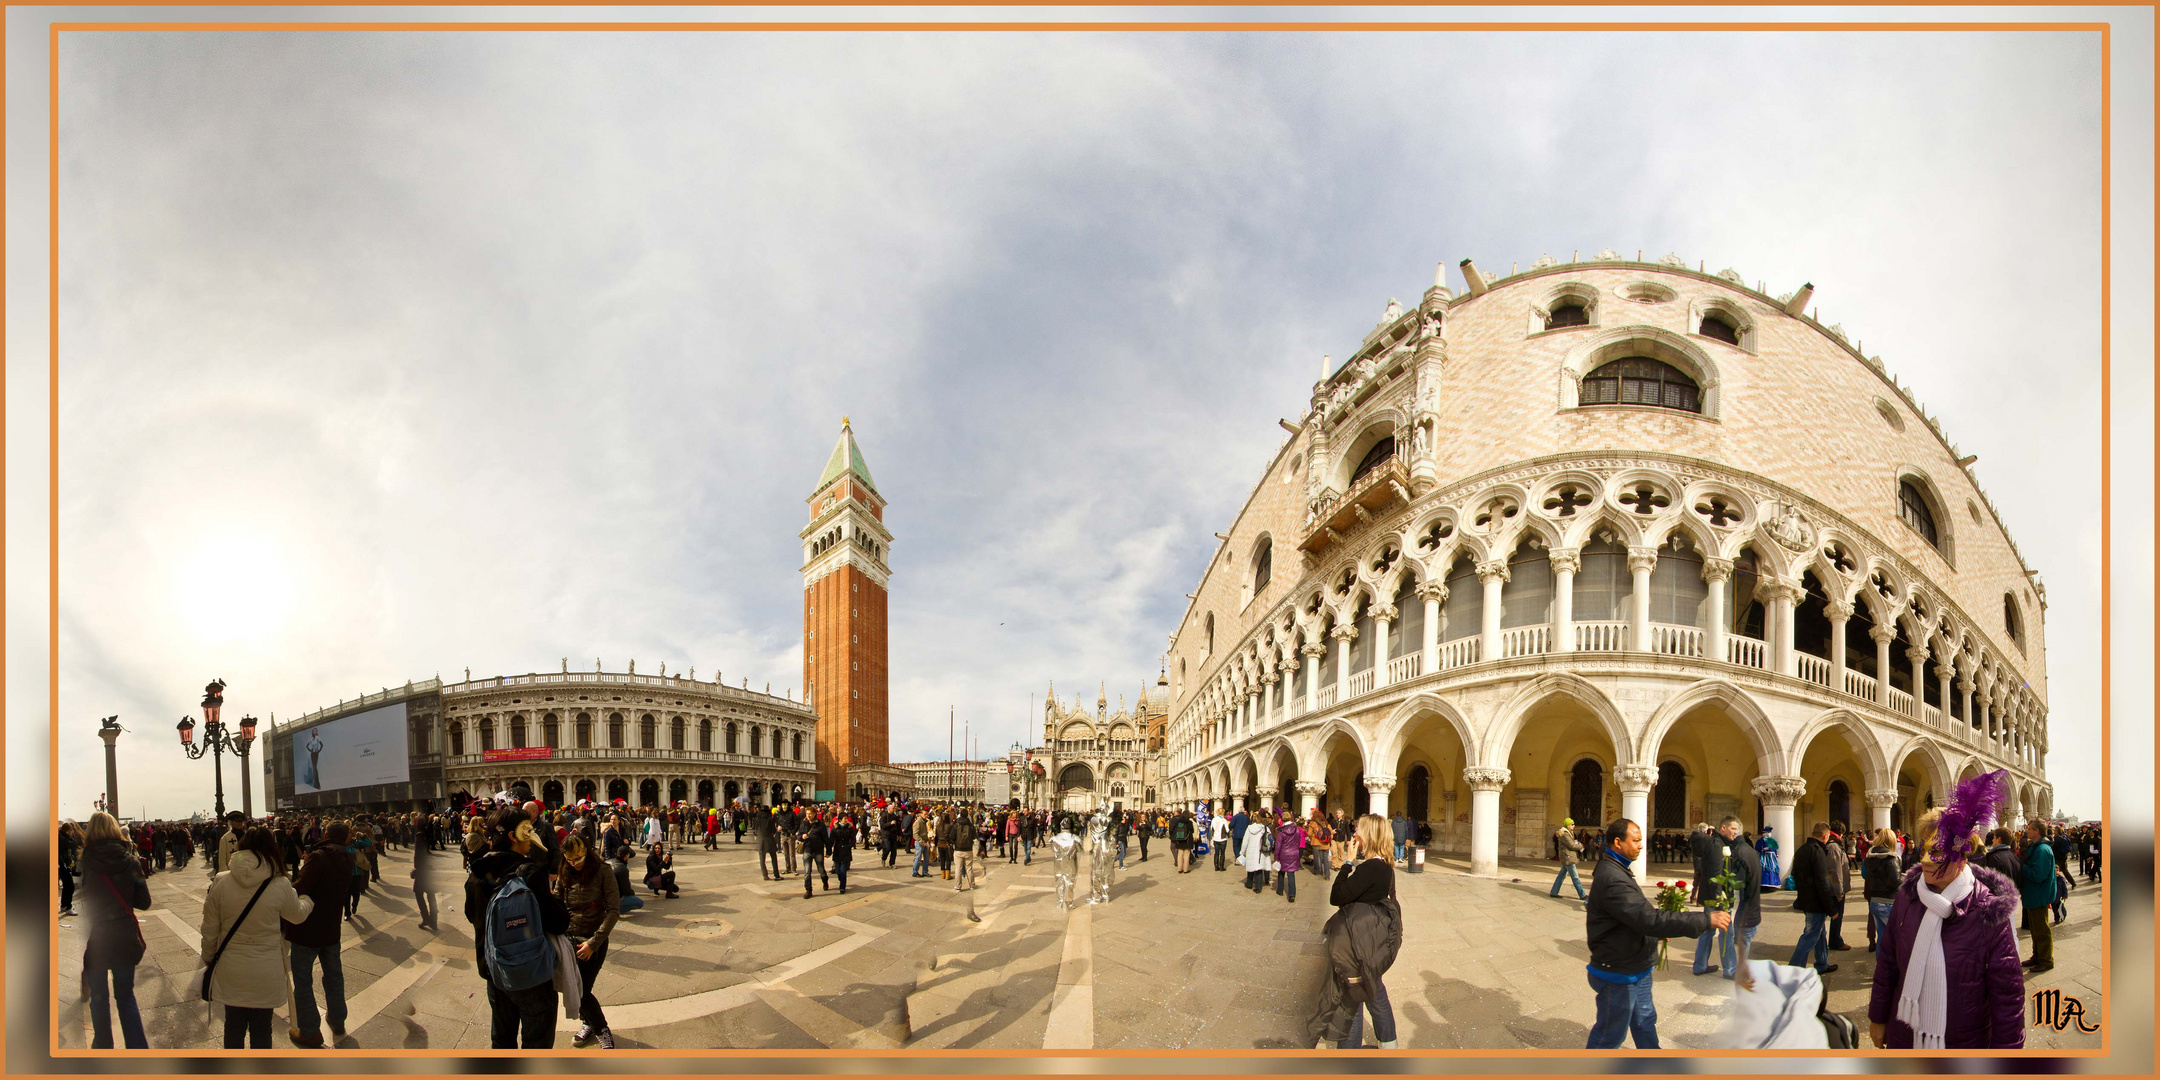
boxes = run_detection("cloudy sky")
[33,23,2118,820]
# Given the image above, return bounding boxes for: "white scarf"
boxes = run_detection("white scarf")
[1896,863,1972,1049]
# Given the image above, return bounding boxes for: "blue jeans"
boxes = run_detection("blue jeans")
[1694,923,1758,977]
[1550,863,1585,898]
[1116,837,1127,868]
[618,892,644,915]
[1314,849,1331,877]
[912,843,930,876]
[1869,900,1894,945]
[1789,911,1830,971]
[1276,863,1297,900]
[1393,841,1406,863]
[1585,974,1659,1049]
[84,959,147,1049]
[1338,976,1395,1047]
[290,943,347,1036]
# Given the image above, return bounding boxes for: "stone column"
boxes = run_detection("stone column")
[1868,624,1897,705]
[1865,788,1898,835]
[1371,606,1397,684]
[1418,581,1446,669]
[1475,560,1509,661]
[1751,776,1805,869]
[1331,624,1356,693]
[1627,548,1658,652]
[1615,764,1656,884]
[1957,675,1976,731]
[1364,774,1396,820]
[1825,600,1852,688]
[1702,557,1732,663]
[1233,794,1246,813]
[1550,548,1580,653]
[1464,767,1511,876]
[1935,658,1956,724]
[1255,786,1278,812]
[1302,643,1326,713]
[1295,780,1325,816]
[1764,580,1800,676]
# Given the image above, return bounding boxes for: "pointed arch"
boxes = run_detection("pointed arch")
[1298,716,1374,779]
[1369,693,1480,774]
[1889,735,1954,798]
[1785,708,1892,790]
[1254,738,1299,790]
[1636,678,1783,776]
[1481,672,1633,769]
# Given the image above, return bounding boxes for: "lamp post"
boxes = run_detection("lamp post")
[177,679,257,819]
[97,715,122,819]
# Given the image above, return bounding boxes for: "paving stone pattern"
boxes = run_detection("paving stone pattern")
[55,842,2101,1051]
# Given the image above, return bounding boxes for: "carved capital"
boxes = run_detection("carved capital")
[1329,624,1359,642]
[1756,578,1803,605]
[1868,622,1901,645]
[1362,774,1397,795]
[1903,646,1931,666]
[1626,548,1661,576]
[1700,556,1735,584]
[1824,599,1855,622]
[1301,642,1329,658]
[1474,560,1511,585]
[1262,669,1281,686]
[1750,775,1806,806]
[1613,763,1657,793]
[1370,604,1399,623]
[1462,767,1511,793]
[1254,786,1279,799]
[1294,780,1327,797]
[1548,547,1583,575]
[1864,788,1900,809]
[1955,675,1975,694]
[1415,580,1449,603]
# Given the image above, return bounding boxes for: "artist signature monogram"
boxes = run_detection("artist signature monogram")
[2030,988,2099,1033]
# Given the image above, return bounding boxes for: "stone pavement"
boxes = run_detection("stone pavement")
[54,839,2103,1051]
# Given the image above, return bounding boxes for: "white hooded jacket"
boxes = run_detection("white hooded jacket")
[199,850,314,1009]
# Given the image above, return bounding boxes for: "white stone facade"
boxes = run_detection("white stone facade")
[1161,255,2051,882]
[437,670,818,808]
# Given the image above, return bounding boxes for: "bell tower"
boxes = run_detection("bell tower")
[801,418,892,796]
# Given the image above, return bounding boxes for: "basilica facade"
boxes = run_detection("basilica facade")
[1022,680,1170,813]
[1160,251,2051,883]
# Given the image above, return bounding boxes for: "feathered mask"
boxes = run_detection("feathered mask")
[1931,768,2011,864]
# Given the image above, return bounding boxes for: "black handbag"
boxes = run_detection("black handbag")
[201,878,272,1002]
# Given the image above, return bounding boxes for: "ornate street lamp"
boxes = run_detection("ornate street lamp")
[178,678,253,818]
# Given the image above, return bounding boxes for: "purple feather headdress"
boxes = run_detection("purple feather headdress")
[1931,768,2011,864]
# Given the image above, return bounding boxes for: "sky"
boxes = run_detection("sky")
[35,26,2113,822]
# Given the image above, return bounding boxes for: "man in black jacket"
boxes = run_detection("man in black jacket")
[1585,818,1726,1049]
[755,806,782,881]
[1784,822,1839,975]
[464,808,569,1049]
[800,813,830,898]
[285,823,355,1047]
[1690,817,1762,979]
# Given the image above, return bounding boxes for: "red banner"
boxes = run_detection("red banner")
[483,747,554,763]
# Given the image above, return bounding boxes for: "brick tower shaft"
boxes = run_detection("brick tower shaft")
[800,419,892,796]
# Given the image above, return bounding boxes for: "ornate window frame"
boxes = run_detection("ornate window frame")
[1528,281,1601,336]
[1558,326,1724,421]
[1893,466,1957,567]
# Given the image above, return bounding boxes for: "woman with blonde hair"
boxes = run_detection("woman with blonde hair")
[78,812,152,1048]
[1307,814,1402,1049]
[1866,773,2023,1048]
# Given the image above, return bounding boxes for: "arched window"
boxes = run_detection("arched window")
[699,718,713,752]
[608,713,624,749]
[448,722,464,757]
[792,732,804,760]
[1647,534,1708,627]
[1654,761,1686,829]
[670,716,686,751]
[639,715,656,750]
[1569,759,1604,827]
[575,713,591,749]
[542,714,559,749]
[1899,480,1939,548]
[1699,315,1740,345]
[1502,539,1554,629]
[1350,436,1396,485]
[479,719,496,752]
[509,715,527,750]
[1253,537,1273,593]
[1205,613,1215,656]
[1573,534,1633,622]
[1580,358,1701,413]
[725,721,738,754]
[750,726,763,757]
[2004,594,2024,648]
[1546,302,1589,329]
[1439,556,1482,641]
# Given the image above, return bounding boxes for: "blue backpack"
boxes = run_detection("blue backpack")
[483,873,555,991]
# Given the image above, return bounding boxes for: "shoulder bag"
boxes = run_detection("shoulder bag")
[96,872,147,966]
[201,878,273,1002]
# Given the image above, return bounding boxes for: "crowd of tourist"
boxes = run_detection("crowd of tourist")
[59,782,2100,1053]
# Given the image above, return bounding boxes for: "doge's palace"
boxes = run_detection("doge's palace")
[1161,251,2050,883]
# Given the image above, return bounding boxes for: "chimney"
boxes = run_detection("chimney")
[1460,259,1490,297]
[1783,283,1815,317]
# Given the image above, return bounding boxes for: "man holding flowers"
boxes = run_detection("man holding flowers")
[1584,818,1729,1049]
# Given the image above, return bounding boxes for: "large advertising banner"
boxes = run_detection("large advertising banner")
[293,701,410,795]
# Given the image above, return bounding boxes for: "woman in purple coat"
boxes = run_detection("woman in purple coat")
[1867,770,2025,1049]
[1273,810,1307,904]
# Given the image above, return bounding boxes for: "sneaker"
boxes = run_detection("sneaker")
[573,1025,596,1048]
[597,1029,617,1050]
[59,908,75,917]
